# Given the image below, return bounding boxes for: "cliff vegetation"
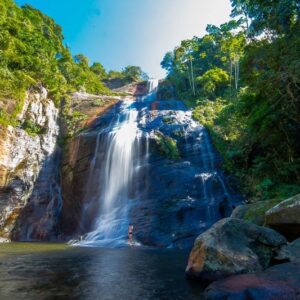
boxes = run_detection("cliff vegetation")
[0,0,146,130]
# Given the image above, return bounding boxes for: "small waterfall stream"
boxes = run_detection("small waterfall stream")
[75,80,239,248]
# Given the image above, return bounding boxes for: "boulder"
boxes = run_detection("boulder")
[204,262,300,300]
[185,218,287,283]
[0,237,10,243]
[266,194,300,241]
[230,205,248,219]
[231,198,282,226]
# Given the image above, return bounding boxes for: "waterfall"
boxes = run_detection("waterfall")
[73,79,239,248]
[148,79,159,93]
[147,79,159,101]
[76,100,143,247]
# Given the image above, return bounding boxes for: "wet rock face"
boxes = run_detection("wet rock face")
[60,133,98,238]
[130,101,240,248]
[185,218,287,283]
[60,102,123,238]
[204,262,300,300]
[0,86,60,241]
[266,194,300,241]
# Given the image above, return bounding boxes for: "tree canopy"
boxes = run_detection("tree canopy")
[162,0,300,200]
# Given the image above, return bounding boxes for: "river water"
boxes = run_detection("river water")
[0,243,204,300]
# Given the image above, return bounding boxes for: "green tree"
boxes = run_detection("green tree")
[90,62,107,79]
[197,68,229,99]
[122,66,143,82]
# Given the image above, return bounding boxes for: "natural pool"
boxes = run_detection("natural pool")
[0,243,203,300]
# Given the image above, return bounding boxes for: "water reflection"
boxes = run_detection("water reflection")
[0,246,203,300]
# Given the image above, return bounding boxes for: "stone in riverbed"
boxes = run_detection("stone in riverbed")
[204,262,300,300]
[265,194,300,241]
[0,237,10,243]
[186,218,287,283]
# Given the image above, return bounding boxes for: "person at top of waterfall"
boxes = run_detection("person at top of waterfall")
[128,224,134,244]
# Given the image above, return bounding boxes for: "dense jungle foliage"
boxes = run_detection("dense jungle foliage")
[0,0,145,127]
[161,0,300,201]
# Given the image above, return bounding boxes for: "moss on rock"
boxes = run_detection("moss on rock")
[232,198,284,226]
[155,132,180,160]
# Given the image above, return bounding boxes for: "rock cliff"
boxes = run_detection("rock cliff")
[0,86,60,241]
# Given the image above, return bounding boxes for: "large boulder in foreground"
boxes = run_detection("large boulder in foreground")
[186,218,286,283]
[266,194,300,241]
[204,262,300,300]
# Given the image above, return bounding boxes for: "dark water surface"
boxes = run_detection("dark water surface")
[0,243,204,300]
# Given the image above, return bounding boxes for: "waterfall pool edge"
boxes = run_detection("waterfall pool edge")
[0,241,70,255]
[0,242,204,300]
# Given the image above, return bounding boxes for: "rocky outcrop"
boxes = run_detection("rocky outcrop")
[0,86,60,241]
[60,100,123,238]
[104,80,148,96]
[60,132,98,238]
[204,262,300,300]
[68,92,123,128]
[265,194,300,241]
[186,218,287,283]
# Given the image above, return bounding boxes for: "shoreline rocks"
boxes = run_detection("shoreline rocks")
[186,218,287,283]
[204,262,300,300]
[266,194,300,241]
[0,237,10,243]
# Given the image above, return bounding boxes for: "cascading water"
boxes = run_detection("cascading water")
[76,81,162,247]
[77,100,143,247]
[75,79,240,248]
[147,79,159,101]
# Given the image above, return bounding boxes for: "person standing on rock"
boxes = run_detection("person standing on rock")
[128,224,134,245]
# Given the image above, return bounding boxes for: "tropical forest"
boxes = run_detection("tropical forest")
[0,0,299,299]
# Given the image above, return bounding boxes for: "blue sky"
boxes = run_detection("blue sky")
[16,0,232,78]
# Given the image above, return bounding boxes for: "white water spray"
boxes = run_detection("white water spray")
[77,100,141,247]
